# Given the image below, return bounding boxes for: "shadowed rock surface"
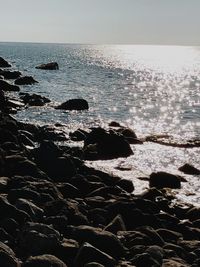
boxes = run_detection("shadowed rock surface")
[36,62,59,70]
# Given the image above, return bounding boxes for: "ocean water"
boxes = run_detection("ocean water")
[1,42,200,205]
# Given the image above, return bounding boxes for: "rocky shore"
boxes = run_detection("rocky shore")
[0,57,200,267]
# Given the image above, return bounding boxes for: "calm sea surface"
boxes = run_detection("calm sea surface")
[1,42,200,205]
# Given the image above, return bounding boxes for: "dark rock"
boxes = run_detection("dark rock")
[19,222,61,255]
[0,80,20,91]
[15,198,44,221]
[109,121,122,127]
[162,258,189,267]
[36,62,59,70]
[66,225,125,260]
[131,252,160,267]
[104,214,126,234]
[145,245,164,264]
[84,128,133,160]
[186,207,200,221]
[0,70,21,79]
[116,179,134,193]
[156,229,182,243]
[74,242,116,267]
[84,263,105,267]
[179,163,200,175]
[69,129,87,141]
[15,76,38,85]
[116,127,142,144]
[20,92,50,106]
[56,98,89,111]
[0,250,20,267]
[0,57,11,67]
[149,172,181,189]
[55,238,79,266]
[58,183,80,198]
[22,254,67,267]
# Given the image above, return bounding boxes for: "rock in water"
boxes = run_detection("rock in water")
[0,70,21,79]
[0,57,11,67]
[19,93,50,106]
[0,80,20,91]
[179,163,200,175]
[84,127,133,159]
[56,99,89,110]
[36,62,59,70]
[149,172,181,189]
[15,76,38,85]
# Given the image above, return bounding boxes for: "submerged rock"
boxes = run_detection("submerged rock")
[56,98,89,111]
[36,62,59,70]
[0,57,11,67]
[15,76,38,85]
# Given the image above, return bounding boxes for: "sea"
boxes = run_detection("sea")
[0,42,200,205]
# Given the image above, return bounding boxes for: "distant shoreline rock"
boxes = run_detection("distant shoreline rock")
[36,62,59,70]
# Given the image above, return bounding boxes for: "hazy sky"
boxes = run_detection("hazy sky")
[0,0,200,45]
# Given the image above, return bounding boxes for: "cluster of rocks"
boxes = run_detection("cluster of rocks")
[0,57,200,267]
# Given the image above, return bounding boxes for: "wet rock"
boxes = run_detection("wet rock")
[179,163,200,175]
[22,254,67,267]
[56,98,89,111]
[0,70,21,79]
[36,62,59,70]
[109,121,122,127]
[19,92,50,106]
[19,222,61,255]
[66,225,125,260]
[84,128,133,160]
[0,80,20,91]
[149,172,181,189]
[74,242,116,267]
[15,76,38,85]
[116,127,142,144]
[0,57,11,67]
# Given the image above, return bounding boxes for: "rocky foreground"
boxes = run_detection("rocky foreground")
[0,57,200,267]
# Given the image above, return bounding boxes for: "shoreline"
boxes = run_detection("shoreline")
[0,57,200,266]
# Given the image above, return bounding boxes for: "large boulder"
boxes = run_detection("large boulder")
[0,80,20,91]
[55,99,89,111]
[36,62,59,70]
[19,93,50,106]
[0,57,11,67]
[149,172,181,189]
[15,76,38,85]
[84,127,133,160]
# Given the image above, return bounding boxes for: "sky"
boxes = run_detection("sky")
[0,0,200,45]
